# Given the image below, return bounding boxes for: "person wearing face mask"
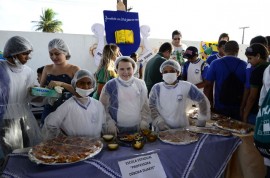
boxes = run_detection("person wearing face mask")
[144,42,173,96]
[99,56,151,135]
[149,60,210,131]
[0,36,42,161]
[42,69,106,140]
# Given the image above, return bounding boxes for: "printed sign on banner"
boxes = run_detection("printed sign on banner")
[118,153,166,178]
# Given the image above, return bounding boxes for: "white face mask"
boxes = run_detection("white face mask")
[162,73,177,84]
[76,87,94,97]
[13,57,23,68]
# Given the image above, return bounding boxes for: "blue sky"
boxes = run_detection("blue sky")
[0,0,269,44]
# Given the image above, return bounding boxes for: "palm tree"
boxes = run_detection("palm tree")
[32,8,63,33]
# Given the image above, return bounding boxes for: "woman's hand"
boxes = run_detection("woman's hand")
[48,81,64,89]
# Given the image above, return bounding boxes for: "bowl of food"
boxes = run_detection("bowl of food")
[132,140,144,150]
[146,132,158,142]
[107,143,119,151]
[102,134,114,142]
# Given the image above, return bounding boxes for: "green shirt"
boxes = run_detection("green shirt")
[144,52,166,95]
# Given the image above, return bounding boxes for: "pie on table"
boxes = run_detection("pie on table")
[29,136,102,164]
[158,129,199,145]
[214,119,253,134]
[187,126,232,136]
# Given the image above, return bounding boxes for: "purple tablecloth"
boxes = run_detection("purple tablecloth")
[2,134,241,178]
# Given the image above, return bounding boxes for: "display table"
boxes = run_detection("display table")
[2,134,241,178]
[224,132,266,178]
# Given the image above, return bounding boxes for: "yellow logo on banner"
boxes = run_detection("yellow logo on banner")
[115,29,134,44]
[200,41,218,60]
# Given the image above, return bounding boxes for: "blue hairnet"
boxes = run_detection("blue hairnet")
[3,36,33,58]
[159,59,181,73]
[115,56,138,75]
[48,38,71,60]
[71,69,96,89]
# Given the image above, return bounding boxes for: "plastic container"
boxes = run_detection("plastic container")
[31,87,60,98]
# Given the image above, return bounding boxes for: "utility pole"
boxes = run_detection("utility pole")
[123,0,127,11]
[239,26,249,44]
[117,0,127,11]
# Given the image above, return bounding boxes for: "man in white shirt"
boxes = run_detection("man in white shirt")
[171,30,187,67]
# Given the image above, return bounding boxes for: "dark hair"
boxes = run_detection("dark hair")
[218,33,229,42]
[172,30,182,39]
[37,66,44,74]
[266,36,270,47]
[250,36,268,46]
[224,40,239,55]
[116,58,135,69]
[245,43,269,61]
[159,42,173,53]
[218,40,227,48]
[130,52,138,58]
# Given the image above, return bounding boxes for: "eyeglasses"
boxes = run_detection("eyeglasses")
[173,38,180,40]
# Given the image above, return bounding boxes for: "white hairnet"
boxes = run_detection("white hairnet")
[71,69,96,89]
[3,36,33,58]
[48,38,71,60]
[115,56,138,75]
[159,59,181,73]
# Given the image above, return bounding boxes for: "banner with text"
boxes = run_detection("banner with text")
[103,10,141,56]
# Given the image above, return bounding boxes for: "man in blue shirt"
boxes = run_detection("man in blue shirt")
[204,41,247,120]
[206,40,226,65]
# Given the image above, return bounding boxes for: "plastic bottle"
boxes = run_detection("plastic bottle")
[201,41,208,51]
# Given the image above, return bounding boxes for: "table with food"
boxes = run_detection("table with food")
[1,111,265,178]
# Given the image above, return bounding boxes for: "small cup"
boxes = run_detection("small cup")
[132,140,144,150]
[102,134,114,142]
[107,143,119,151]
[196,120,206,127]
[146,133,157,142]
[141,129,151,136]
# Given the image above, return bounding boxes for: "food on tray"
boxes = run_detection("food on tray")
[107,143,119,151]
[187,126,232,136]
[102,134,114,142]
[158,129,199,145]
[214,119,254,134]
[118,133,143,142]
[29,136,102,164]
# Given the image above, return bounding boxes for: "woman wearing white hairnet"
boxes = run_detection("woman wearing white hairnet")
[40,38,80,126]
[100,56,151,135]
[149,60,210,131]
[42,69,106,139]
[0,36,42,159]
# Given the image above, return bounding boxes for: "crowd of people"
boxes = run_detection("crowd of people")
[0,32,269,176]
